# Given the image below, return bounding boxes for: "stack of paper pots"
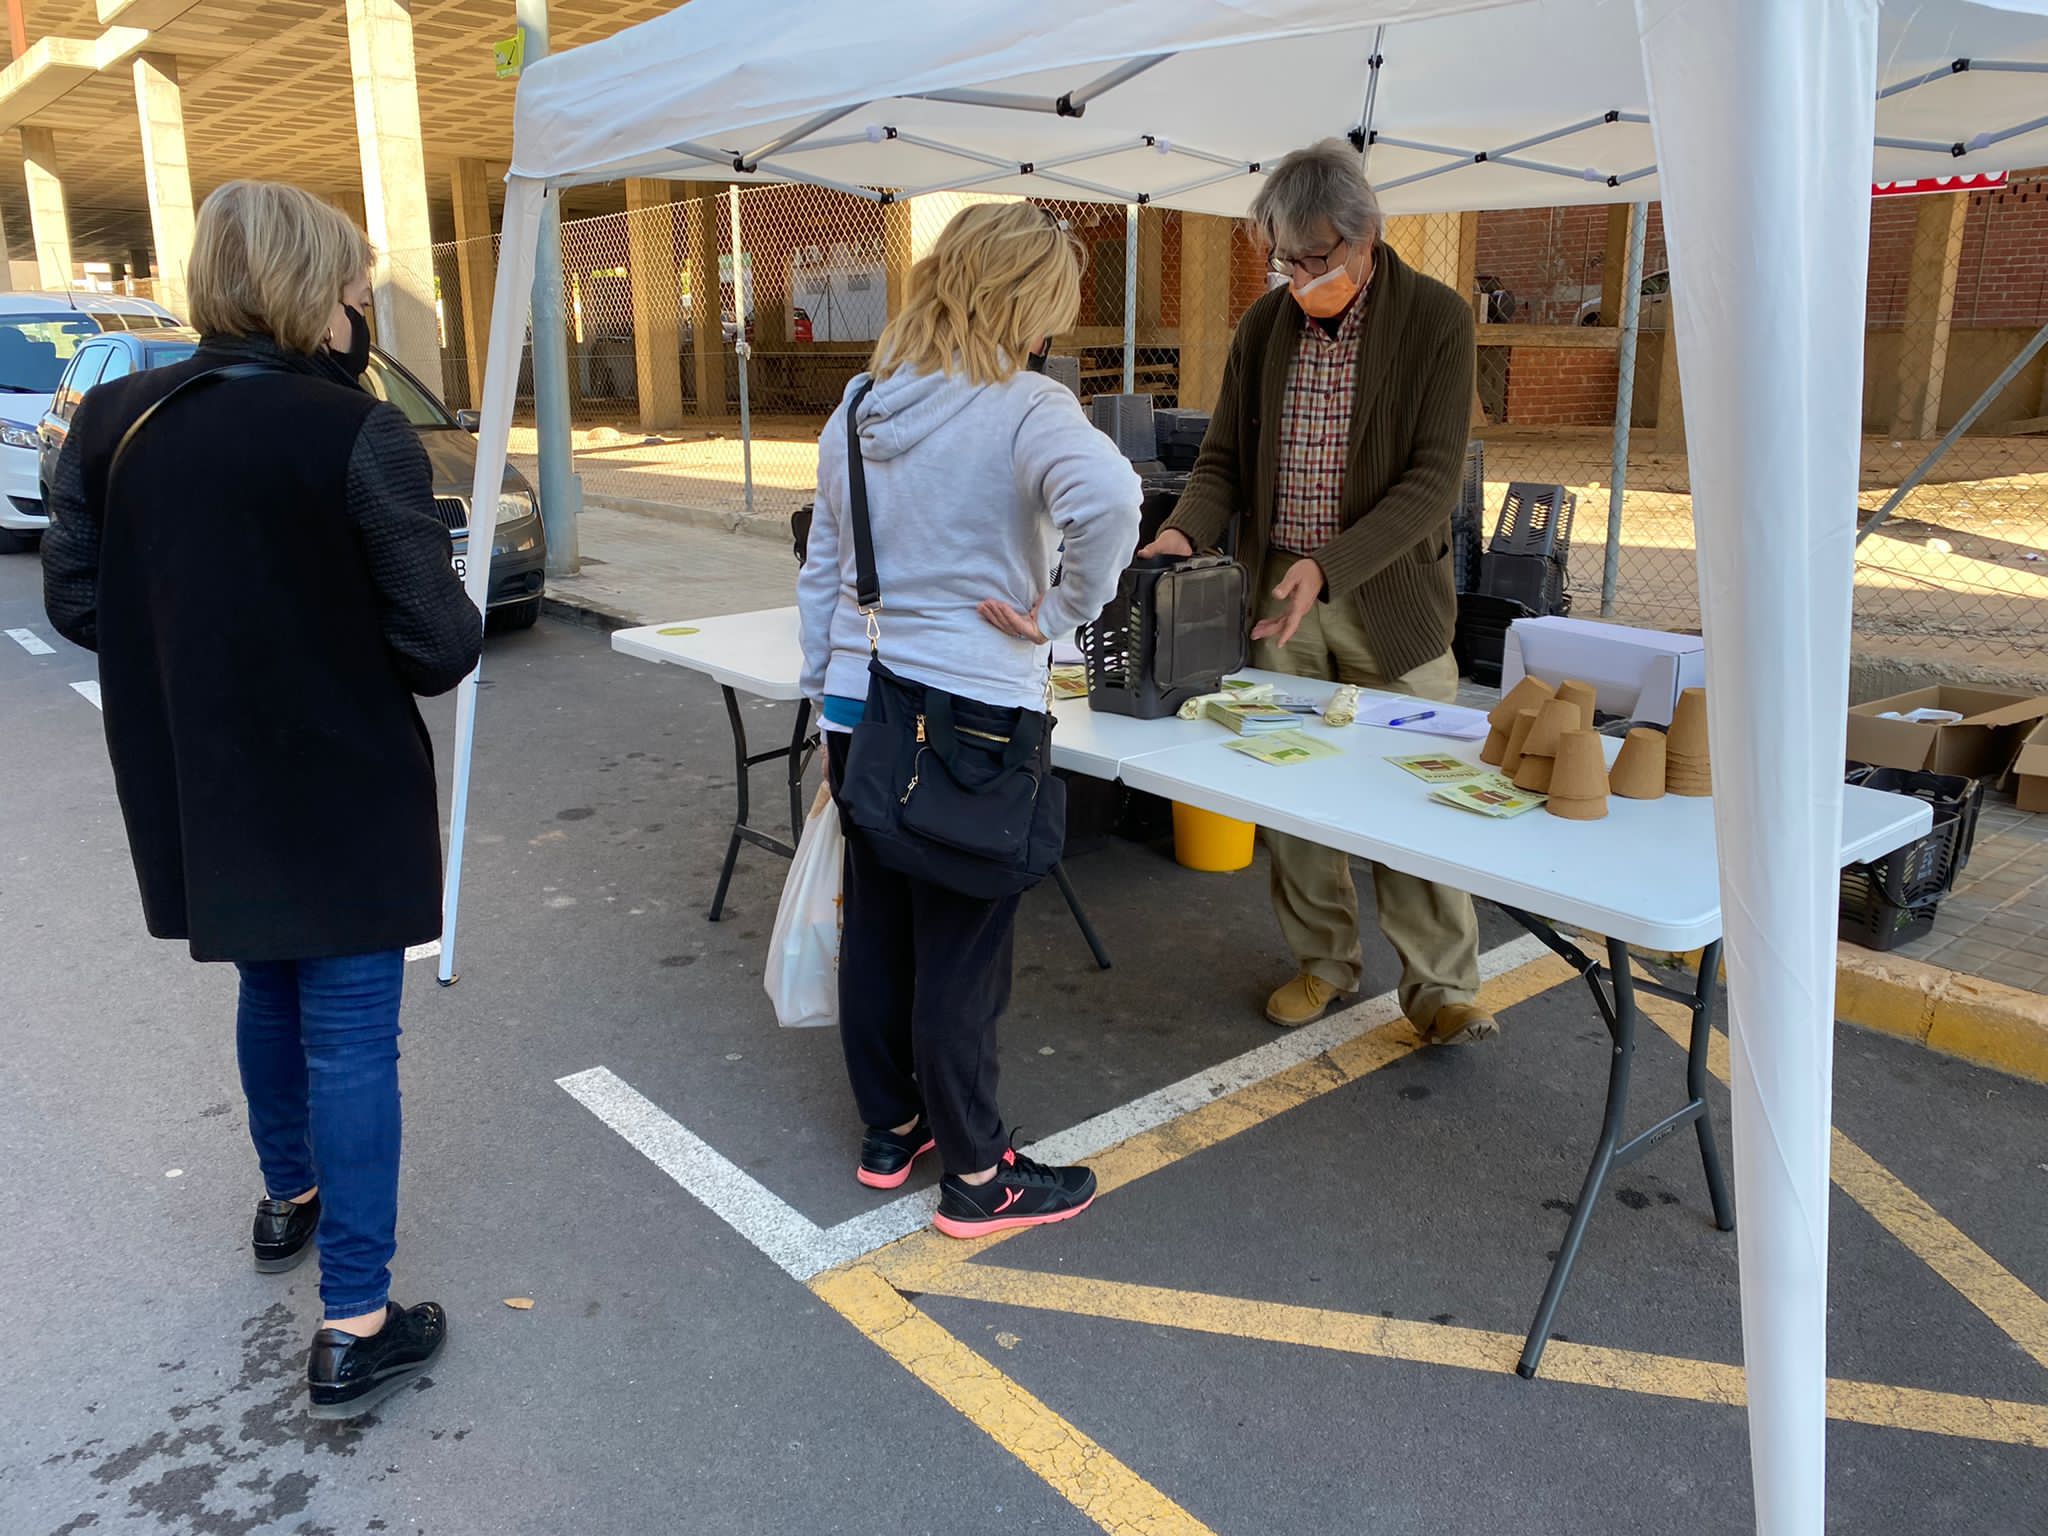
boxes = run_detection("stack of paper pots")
[1555,678,1598,732]
[1512,699,1581,794]
[1481,676,1556,767]
[1546,729,1610,820]
[1500,709,1541,776]
[1667,687,1711,797]
[1610,728,1668,799]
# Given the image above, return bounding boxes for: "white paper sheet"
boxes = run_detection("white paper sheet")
[1357,700,1491,740]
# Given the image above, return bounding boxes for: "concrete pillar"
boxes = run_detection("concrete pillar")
[1137,205,1167,333]
[344,0,440,386]
[20,128,73,291]
[449,158,497,409]
[1599,204,1633,327]
[682,182,722,415]
[1890,190,1969,440]
[625,178,683,431]
[1655,328,1685,455]
[1179,212,1234,413]
[131,54,196,319]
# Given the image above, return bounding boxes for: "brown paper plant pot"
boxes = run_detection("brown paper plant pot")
[1667,758,1713,797]
[1522,698,1581,762]
[1481,725,1510,766]
[1668,687,1709,759]
[1546,729,1609,820]
[1556,678,1598,732]
[1500,708,1540,776]
[1489,675,1557,732]
[1610,728,1668,799]
[1513,753,1556,793]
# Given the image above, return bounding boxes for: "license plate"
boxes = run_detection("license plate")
[451,552,467,582]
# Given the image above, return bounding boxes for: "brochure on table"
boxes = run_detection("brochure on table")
[1501,617,1706,727]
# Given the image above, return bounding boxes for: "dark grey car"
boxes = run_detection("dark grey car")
[37,328,548,630]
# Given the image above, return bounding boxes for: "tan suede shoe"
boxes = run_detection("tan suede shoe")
[1425,1002,1501,1046]
[1266,974,1341,1028]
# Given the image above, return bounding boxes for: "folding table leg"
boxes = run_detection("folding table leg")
[784,699,816,845]
[708,685,751,923]
[1688,939,1736,1233]
[1052,862,1113,971]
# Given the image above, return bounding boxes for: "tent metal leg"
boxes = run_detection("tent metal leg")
[1499,912,1732,1378]
[707,687,814,922]
[1052,862,1113,971]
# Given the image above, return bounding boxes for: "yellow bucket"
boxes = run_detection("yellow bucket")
[1172,802,1256,872]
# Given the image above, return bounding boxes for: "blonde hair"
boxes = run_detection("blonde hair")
[872,202,1082,385]
[187,181,373,355]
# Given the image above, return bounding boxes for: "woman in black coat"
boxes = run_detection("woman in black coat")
[42,180,481,1420]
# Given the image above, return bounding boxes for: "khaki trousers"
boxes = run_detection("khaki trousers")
[1252,550,1481,1022]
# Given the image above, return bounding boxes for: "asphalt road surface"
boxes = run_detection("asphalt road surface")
[2,552,2044,1536]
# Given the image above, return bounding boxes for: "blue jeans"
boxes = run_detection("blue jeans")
[235,951,405,1317]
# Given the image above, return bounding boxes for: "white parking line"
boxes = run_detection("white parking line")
[6,627,54,656]
[70,680,101,709]
[561,933,1550,1281]
[404,940,442,962]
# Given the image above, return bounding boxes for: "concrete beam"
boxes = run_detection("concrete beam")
[449,158,497,410]
[97,0,205,26]
[625,179,683,431]
[0,33,146,133]
[20,127,72,290]
[1891,190,1969,440]
[344,0,440,387]
[131,53,195,319]
[1178,212,1234,414]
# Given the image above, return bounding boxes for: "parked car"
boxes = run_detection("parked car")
[31,326,547,631]
[1576,268,1671,329]
[0,292,180,552]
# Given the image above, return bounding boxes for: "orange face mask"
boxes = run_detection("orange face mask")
[1291,260,1361,320]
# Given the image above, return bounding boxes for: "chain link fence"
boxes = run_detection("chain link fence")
[391,172,2048,664]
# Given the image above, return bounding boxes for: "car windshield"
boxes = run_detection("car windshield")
[0,313,102,393]
[144,342,199,368]
[362,353,455,428]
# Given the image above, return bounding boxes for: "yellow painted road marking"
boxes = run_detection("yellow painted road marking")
[1634,986,2048,1375]
[878,951,1579,1290]
[810,1265,1219,1536]
[912,1264,2048,1451]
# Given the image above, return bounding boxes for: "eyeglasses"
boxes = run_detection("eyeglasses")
[1268,239,1347,278]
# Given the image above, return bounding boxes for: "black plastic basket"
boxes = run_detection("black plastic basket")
[1838,768,1983,951]
[1452,441,1485,595]
[1480,482,1576,617]
[1453,592,1532,686]
[1080,554,1249,719]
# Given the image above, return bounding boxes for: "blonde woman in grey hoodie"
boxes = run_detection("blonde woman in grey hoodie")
[798,201,1141,1237]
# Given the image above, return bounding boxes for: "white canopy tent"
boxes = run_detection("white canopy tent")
[444,2,2048,1528]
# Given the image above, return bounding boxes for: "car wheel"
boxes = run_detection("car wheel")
[488,595,543,632]
[0,524,39,554]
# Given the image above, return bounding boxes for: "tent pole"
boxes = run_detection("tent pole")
[1123,203,1138,394]
[1601,200,1648,616]
[728,185,755,522]
[517,0,580,574]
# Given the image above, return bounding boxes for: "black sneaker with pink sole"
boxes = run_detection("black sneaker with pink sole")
[857,1117,936,1189]
[933,1144,1096,1238]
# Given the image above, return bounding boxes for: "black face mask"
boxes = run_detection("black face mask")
[328,303,371,380]
[1025,336,1052,374]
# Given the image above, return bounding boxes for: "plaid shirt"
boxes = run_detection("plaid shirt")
[1271,294,1368,556]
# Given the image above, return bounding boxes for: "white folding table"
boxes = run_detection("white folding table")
[617,610,1932,1376]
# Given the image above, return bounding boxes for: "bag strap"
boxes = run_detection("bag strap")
[109,361,288,488]
[843,377,882,644]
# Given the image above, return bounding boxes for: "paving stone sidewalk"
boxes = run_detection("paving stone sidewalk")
[550,506,2048,997]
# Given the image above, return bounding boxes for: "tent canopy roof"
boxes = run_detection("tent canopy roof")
[511,0,2048,215]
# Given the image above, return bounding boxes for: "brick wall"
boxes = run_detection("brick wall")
[1503,346,1621,426]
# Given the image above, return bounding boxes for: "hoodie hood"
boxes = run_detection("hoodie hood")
[851,368,990,462]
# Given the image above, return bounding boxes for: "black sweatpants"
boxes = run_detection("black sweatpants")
[827,732,1018,1174]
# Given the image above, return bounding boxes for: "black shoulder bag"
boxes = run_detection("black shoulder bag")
[835,379,1066,900]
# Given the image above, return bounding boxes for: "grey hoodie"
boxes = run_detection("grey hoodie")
[798,367,1141,714]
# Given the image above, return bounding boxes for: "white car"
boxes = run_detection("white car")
[0,292,181,552]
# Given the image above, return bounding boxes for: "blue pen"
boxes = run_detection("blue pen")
[1386,709,1438,727]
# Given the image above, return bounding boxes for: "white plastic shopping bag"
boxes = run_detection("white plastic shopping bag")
[765,784,843,1028]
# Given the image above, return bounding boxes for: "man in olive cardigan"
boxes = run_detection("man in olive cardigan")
[1144,141,1493,1044]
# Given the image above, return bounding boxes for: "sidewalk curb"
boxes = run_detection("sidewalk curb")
[1652,941,2048,1086]
[1833,946,2048,1086]
[541,586,635,633]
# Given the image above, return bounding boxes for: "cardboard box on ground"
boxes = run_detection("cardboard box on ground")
[1845,686,2048,782]
[2012,720,2048,813]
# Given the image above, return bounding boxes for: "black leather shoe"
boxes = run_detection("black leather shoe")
[252,1194,320,1274]
[307,1301,448,1421]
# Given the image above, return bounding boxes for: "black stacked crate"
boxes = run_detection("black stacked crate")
[1838,767,1984,951]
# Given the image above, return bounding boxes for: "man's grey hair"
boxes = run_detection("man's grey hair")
[1246,139,1385,255]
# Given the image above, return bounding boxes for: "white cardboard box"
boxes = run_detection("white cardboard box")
[1501,617,1706,727]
